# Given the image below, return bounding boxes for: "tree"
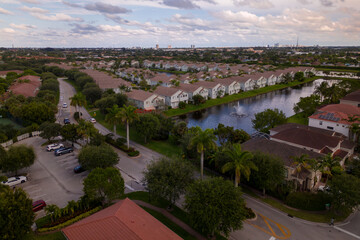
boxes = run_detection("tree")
[319,153,341,185]
[1,145,35,175]
[170,121,188,144]
[95,96,117,114]
[143,157,194,208]
[82,87,102,104]
[329,173,360,213]
[0,186,35,239]
[293,94,321,116]
[193,94,206,105]
[250,152,285,195]
[83,167,124,206]
[134,113,159,144]
[105,104,121,136]
[252,108,286,133]
[152,113,174,140]
[61,124,81,144]
[44,204,61,223]
[77,119,97,143]
[294,71,305,82]
[39,122,62,142]
[184,178,247,238]
[117,105,139,148]
[291,154,312,190]
[314,81,330,102]
[189,127,217,180]
[70,93,87,119]
[78,144,119,170]
[222,144,257,187]
[214,123,250,145]
[282,72,293,84]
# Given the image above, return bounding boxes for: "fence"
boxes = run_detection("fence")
[0,131,42,148]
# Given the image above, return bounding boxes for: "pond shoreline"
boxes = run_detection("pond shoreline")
[165,76,322,117]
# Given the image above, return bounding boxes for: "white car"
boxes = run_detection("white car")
[2,176,27,187]
[62,103,68,108]
[90,118,96,123]
[46,143,64,152]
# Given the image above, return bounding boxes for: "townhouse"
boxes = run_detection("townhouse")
[193,81,226,99]
[177,83,208,101]
[214,77,241,95]
[153,86,189,108]
[126,89,165,110]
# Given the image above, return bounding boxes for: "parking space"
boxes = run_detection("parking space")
[13,137,86,217]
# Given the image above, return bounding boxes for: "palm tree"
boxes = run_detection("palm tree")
[319,153,341,185]
[222,143,257,187]
[65,200,78,217]
[189,127,217,180]
[70,93,87,119]
[105,104,121,136]
[309,158,322,190]
[44,204,60,223]
[314,81,329,102]
[291,154,311,190]
[77,119,96,143]
[117,105,139,149]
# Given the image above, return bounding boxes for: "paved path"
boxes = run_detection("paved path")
[133,200,206,240]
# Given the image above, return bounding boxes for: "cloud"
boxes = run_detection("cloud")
[84,2,131,14]
[0,7,13,15]
[10,23,36,29]
[31,13,83,22]
[17,0,40,3]
[233,0,274,9]
[20,6,49,13]
[319,0,345,7]
[162,0,200,9]
[2,28,15,33]
[297,0,312,4]
[170,14,213,30]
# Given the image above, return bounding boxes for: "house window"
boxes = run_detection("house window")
[319,121,323,125]
[327,126,334,130]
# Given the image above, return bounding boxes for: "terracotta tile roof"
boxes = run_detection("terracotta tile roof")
[80,69,131,89]
[242,138,324,168]
[320,146,333,154]
[341,140,355,150]
[213,77,238,86]
[62,198,181,240]
[341,90,360,102]
[271,127,340,150]
[193,81,221,88]
[177,83,203,93]
[150,73,172,83]
[154,86,181,97]
[309,104,360,125]
[126,89,157,102]
[9,75,41,97]
[333,149,348,159]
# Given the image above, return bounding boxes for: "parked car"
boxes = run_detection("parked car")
[46,143,64,152]
[62,103,67,108]
[1,176,27,187]
[74,165,85,174]
[54,147,73,156]
[90,118,96,123]
[64,118,70,124]
[32,200,46,212]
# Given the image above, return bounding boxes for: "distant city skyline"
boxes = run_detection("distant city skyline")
[0,0,359,48]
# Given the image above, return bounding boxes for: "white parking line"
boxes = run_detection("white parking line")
[32,194,47,200]
[334,226,360,240]
[27,189,42,195]
[22,184,39,191]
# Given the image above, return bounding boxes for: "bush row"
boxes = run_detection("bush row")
[285,192,332,211]
[105,135,140,157]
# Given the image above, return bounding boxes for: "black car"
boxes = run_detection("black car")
[73,165,85,174]
[64,118,70,124]
[54,147,73,156]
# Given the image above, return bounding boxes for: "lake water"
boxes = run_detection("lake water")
[184,79,331,134]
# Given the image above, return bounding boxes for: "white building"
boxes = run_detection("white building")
[153,86,188,108]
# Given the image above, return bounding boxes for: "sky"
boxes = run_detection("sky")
[0,0,359,48]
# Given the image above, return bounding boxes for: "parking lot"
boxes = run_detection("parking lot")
[14,137,86,217]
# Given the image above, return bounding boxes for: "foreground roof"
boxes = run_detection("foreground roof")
[309,104,360,125]
[62,198,181,240]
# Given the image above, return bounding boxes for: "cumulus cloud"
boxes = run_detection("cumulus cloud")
[162,0,200,9]
[2,28,15,33]
[0,7,13,15]
[10,23,36,29]
[20,6,49,13]
[233,0,274,9]
[319,0,345,7]
[31,13,83,22]
[17,0,40,3]
[62,1,131,14]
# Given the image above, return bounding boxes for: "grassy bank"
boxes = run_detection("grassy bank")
[164,77,320,117]
[286,112,308,125]
[315,67,360,73]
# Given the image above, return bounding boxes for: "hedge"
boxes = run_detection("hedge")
[285,192,332,211]
[37,207,102,233]
[105,136,140,157]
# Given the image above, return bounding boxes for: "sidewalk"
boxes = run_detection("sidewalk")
[133,200,206,240]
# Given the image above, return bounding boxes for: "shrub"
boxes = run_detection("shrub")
[116,137,126,146]
[245,207,255,219]
[178,101,186,109]
[128,150,140,157]
[285,192,332,211]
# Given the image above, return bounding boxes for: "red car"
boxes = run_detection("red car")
[32,200,46,212]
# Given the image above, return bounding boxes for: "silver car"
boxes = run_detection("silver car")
[2,176,27,187]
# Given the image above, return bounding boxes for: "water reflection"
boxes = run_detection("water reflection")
[186,79,334,134]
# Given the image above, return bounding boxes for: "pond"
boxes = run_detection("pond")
[184,79,333,134]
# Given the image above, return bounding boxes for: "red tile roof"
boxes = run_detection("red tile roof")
[333,149,348,159]
[309,104,360,125]
[8,75,41,97]
[62,198,181,240]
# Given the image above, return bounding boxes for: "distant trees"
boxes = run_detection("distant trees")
[0,186,35,239]
[78,145,119,170]
[143,157,194,208]
[185,177,247,238]
[214,123,250,145]
[294,72,305,82]
[252,108,286,133]
[83,167,124,206]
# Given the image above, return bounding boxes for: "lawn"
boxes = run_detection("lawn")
[93,110,182,158]
[286,112,308,125]
[25,232,65,240]
[164,77,320,117]
[0,118,23,129]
